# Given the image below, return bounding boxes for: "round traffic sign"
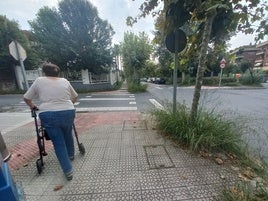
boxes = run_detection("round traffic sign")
[165,29,187,53]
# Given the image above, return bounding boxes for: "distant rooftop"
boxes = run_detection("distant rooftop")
[256,41,268,48]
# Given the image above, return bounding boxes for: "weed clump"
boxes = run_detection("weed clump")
[152,104,242,153]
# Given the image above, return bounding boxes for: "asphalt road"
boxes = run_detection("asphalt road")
[0,91,156,113]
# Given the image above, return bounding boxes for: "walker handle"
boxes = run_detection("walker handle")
[31,106,39,118]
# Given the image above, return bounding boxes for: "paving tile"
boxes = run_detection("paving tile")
[64,194,92,201]
[159,167,206,187]
[141,189,167,200]
[91,192,117,201]
[144,145,175,169]
[123,120,147,130]
[7,112,239,200]
[187,185,218,199]
[117,191,142,201]
[164,187,192,200]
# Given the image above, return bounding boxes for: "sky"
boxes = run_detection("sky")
[0,0,260,50]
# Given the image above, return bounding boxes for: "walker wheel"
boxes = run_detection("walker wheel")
[78,143,85,155]
[36,159,43,174]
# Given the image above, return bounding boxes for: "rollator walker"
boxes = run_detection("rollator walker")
[31,108,85,174]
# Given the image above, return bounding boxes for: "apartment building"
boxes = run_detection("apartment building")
[254,41,268,71]
[230,41,268,72]
[230,45,259,66]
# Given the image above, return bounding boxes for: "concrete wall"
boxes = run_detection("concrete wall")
[0,68,16,91]
[0,68,121,92]
[0,80,16,91]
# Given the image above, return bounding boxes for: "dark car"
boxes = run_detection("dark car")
[154,77,166,84]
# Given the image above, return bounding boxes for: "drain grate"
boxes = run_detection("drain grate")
[123,120,147,130]
[144,145,175,169]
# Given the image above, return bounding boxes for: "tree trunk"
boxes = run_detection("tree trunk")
[190,11,217,122]
[182,71,185,83]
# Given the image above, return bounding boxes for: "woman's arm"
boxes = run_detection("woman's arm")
[71,96,77,104]
[23,97,36,109]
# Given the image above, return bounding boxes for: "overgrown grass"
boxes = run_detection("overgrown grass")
[152,104,243,153]
[218,182,268,201]
[113,81,123,90]
[152,103,268,200]
[127,82,147,93]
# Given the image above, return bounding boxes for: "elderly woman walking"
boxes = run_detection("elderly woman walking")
[23,63,78,181]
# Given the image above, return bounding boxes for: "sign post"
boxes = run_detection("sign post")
[165,29,187,113]
[219,58,226,87]
[9,41,29,90]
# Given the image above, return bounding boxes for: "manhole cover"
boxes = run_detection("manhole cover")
[144,145,175,169]
[123,120,147,130]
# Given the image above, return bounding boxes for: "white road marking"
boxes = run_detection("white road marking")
[129,102,136,104]
[80,98,135,101]
[149,99,164,110]
[90,93,135,96]
[129,95,135,98]
[155,87,162,89]
[76,107,137,112]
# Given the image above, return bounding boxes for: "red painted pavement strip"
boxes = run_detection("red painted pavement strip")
[7,111,141,170]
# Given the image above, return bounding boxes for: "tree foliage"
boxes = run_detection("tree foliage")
[30,0,114,73]
[29,7,70,68]
[0,15,39,72]
[120,32,152,83]
[130,0,266,120]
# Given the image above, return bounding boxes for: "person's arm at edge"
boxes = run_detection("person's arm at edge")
[68,80,78,104]
[71,96,78,104]
[23,97,37,110]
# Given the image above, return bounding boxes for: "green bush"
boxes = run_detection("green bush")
[177,76,237,86]
[181,76,195,86]
[240,70,264,86]
[202,77,236,86]
[113,81,123,90]
[127,82,147,93]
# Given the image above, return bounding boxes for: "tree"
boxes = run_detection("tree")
[154,43,173,77]
[142,60,158,77]
[111,44,120,70]
[30,0,114,73]
[29,7,70,68]
[130,0,266,121]
[0,15,39,72]
[120,32,152,83]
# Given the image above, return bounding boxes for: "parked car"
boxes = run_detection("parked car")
[154,77,166,84]
[147,77,155,83]
[140,77,147,82]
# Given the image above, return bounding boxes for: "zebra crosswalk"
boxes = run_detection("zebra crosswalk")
[75,93,138,112]
[1,92,164,113]
[1,101,30,112]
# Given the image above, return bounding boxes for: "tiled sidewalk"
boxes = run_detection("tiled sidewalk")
[6,111,239,201]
